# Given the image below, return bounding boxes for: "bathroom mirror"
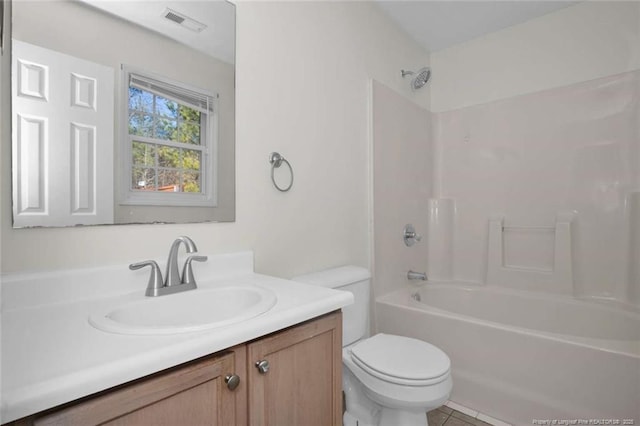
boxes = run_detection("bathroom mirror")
[9,0,235,227]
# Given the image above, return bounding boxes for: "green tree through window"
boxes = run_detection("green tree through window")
[129,87,204,194]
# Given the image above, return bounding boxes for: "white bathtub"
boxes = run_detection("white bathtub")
[375,284,640,425]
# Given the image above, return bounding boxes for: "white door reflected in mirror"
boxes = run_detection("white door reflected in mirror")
[12,40,114,227]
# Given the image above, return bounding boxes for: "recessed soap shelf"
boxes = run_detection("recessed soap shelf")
[487,212,576,294]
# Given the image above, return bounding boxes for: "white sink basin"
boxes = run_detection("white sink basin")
[89,285,277,335]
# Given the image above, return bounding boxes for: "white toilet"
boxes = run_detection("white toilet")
[294,266,452,426]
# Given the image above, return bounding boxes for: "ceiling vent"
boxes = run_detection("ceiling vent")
[162,8,207,33]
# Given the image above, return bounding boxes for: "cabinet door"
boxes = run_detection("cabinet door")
[247,311,342,426]
[34,351,244,426]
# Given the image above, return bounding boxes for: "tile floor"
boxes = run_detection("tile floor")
[427,405,492,426]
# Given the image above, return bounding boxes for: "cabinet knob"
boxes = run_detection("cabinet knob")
[255,359,270,374]
[225,374,240,391]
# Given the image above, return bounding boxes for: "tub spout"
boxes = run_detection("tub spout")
[408,270,427,281]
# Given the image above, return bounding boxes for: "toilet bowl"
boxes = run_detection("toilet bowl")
[294,266,452,426]
[343,333,452,426]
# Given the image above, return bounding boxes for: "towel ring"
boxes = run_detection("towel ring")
[269,152,294,192]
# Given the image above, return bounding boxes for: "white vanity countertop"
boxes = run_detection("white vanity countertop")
[0,251,353,423]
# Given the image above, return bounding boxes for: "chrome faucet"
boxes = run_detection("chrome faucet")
[407,270,428,281]
[130,236,207,297]
[165,236,198,287]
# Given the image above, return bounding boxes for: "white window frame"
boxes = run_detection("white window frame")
[119,65,218,207]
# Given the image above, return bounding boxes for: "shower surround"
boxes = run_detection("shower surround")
[432,70,640,305]
[370,1,638,422]
[371,59,639,426]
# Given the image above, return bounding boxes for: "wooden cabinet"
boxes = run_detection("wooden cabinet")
[32,347,247,426]
[9,311,342,426]
[247,311,342,426]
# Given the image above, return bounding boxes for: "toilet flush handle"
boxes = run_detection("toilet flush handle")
[256,359,270,374]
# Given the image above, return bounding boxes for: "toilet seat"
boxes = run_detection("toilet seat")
[349,334,450,386]
[342,345,452,410]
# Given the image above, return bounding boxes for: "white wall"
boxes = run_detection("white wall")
[0,1,430,277]
[431,1,640,113]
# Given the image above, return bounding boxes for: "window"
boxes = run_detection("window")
[121,66,217,206]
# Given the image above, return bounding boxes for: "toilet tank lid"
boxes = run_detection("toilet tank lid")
[292,266,370,289]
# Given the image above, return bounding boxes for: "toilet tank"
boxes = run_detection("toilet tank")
[293,266,371,346]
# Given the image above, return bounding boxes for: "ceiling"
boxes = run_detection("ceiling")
[78,1,580,63]
[80,0,235,64]
[375,1,579,52]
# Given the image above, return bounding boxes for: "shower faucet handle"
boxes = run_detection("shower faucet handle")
[403,224,422,247]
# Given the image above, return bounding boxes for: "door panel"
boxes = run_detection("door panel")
[12,40,114,227]
[34,352,239,426]
[247,311,342,426]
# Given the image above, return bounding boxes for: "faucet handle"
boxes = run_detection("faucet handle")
[182,255,208,285]
[130,260,164,296]
[403,224,422,247]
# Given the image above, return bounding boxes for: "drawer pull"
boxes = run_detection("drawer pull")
[255,360,270,374]
[225,374,240,391]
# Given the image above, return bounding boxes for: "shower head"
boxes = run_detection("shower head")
[401,67,431,91]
